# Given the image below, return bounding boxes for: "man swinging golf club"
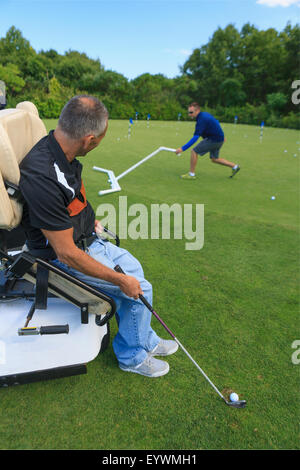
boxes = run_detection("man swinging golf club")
[175,102,240,179]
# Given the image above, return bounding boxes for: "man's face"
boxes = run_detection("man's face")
[188,107,199,119]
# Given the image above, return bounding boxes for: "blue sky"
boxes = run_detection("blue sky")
[1,0,299,80]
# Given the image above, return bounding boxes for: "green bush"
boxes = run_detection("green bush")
[281,111,300,129]
[35,98,64,118]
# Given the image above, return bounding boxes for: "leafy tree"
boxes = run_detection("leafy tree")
[0,63,25,95]
[0,26,33,63]
[267,93,288,114]
[54,50,102,87]
[280,23,300,110]
[0,23,298,128]
[182,24,244,106]
[219,78,246,107]
[172,75,198,107]
[181,22,297,111]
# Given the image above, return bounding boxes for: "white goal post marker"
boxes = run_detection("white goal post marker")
[93,146,178,196]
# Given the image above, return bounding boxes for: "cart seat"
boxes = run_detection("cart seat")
[0,101,47,229]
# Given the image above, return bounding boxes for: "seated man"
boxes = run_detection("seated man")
[19,95,178,377]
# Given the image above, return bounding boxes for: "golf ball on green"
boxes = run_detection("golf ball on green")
[230,392,239,402]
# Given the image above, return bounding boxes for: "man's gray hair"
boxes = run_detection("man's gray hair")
[58,95,109,139]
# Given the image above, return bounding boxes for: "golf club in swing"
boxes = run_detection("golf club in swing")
[114,265,247,409]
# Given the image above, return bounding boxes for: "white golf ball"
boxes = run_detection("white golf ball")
[230,392,239,402]
[271,196,276,200]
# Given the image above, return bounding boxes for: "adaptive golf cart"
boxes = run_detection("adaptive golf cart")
[0,101,117,388]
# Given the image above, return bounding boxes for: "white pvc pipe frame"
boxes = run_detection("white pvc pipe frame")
[93,146,177,196]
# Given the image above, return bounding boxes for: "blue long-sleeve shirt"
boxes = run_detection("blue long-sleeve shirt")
[182,112,224,151]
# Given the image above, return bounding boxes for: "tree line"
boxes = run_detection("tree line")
[0,24,299,128]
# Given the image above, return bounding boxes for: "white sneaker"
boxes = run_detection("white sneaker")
[150,339,178,356]
[119,355,169,377]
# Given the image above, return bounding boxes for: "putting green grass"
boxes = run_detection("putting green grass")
[0,119,299,450]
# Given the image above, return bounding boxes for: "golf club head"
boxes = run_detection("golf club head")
[226,400,247,408]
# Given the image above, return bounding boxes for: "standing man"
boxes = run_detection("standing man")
[175,103,240,179]
[0,80,6,110]
[19,95,178,378]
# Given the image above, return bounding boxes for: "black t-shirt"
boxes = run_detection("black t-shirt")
[19,130,95,259]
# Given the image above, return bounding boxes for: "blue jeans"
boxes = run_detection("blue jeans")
[52,238,160,367]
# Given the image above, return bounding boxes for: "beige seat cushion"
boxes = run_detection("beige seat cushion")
[0,102,47,229]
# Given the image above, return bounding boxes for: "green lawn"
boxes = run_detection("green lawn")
[0,119,299,450]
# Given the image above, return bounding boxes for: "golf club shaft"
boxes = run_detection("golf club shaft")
[172,336,225,401]
[149,305,225,401]
[114,264,226,402]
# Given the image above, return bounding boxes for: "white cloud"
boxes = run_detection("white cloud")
[257,0,300,7]
[163,48,192,57]
[179,49,192,57]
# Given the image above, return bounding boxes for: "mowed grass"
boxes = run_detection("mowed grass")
[0,119,299,450]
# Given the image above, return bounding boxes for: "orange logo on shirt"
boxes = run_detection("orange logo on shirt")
[67,180,87,217]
